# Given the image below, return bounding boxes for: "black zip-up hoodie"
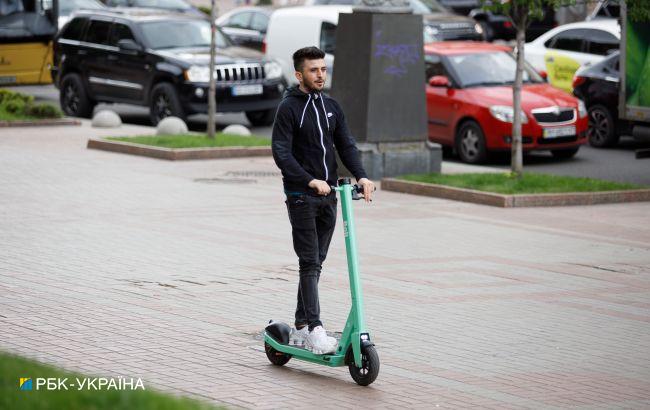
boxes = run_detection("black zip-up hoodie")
[272,85,368,193]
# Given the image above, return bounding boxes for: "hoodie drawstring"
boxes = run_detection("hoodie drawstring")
[299,94,311,128]
[319,92,329,130]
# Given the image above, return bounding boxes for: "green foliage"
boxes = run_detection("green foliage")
[257,0,272,5]
[399,172,645,194]
[1,351,220,410]
[627,0,650,22]
[4,98,26,114]
[108,133,271,148]
[198,5,211,15]
[26,103,63,119]
[0,89,62,120]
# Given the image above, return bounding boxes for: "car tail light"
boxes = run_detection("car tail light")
[572,75,586,89]
[262,39,267,54]
[503,21,512,28]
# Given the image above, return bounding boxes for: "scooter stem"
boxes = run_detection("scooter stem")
[335,180,367,340]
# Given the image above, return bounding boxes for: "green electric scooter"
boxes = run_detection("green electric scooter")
[263,178,379,386]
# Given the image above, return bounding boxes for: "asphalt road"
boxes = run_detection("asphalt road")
[8,84,650,185]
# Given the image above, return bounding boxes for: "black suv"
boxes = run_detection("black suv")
[52,9,287,125]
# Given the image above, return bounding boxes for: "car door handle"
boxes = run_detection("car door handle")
[545,56,554,62]
[77,50,87,55]
[107,55,118,61]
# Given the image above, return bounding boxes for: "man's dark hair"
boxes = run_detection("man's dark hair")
[293,47,326,72]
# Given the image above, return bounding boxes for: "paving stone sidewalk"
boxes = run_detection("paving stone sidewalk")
[1,122,650,409]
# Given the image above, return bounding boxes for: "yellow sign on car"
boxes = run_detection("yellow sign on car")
[544,51,581,93]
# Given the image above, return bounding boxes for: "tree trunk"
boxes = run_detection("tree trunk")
[207,0,217,139]
[511,10,527,178]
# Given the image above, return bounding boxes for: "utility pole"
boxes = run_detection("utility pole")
[207,0,217,139]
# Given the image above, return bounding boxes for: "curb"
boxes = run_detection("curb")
[87,138,272,160]
[381,178,650,207]
[0,118,81,127]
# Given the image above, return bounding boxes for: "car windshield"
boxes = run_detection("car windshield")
[133,0,191,10]
[447,51,543,87]
[59,0,104,16]
[309,0,439,13]
[141,20,229,49]
[417,0,447,13]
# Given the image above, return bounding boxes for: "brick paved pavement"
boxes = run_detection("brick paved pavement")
[1,122,650,409]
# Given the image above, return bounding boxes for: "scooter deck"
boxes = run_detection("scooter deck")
[264,332,347,367]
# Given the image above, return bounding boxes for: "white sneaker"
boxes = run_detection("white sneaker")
[305,326,338,355]
[289,326,309,347]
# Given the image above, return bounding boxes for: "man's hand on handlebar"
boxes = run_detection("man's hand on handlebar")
[308,179,331,196]
[357,178,375,203]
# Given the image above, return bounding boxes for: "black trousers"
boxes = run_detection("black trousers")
[285,192,337,331]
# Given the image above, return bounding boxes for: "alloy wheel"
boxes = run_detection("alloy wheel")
[461,129,480,160]
[63,83,79,114]
[154,93,172,122]
[588,108,610,145]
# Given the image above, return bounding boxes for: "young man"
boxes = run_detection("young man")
[272,47,375,355]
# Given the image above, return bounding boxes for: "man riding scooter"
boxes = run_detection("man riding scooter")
[271,46,375,355]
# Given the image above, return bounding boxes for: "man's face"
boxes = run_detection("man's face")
[295,58,327,92]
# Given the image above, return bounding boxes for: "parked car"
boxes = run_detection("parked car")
[58,0,106,28]
[470,4,556,42]
[525,19,620,93]
[102,0,205,17]
[266,3,482,88]
[572,51,629,147]
[265,5,348,89]
[586,0,620,21]
[433,0,479,16]
[52,9,286,126]
[304,0,484,42]
[425,41,588,163]
[216,6,275,52]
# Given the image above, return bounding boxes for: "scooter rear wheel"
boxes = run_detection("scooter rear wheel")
[264,342,291,366]
[348,346,379,386]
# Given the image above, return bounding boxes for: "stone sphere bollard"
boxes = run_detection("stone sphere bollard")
[91,110,122,128]
[222,124,251,136]
[156,116,188,135]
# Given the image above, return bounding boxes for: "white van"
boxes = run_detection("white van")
[264,5,353,89]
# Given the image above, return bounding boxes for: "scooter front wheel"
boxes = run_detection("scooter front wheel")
[348,346,379,386]
[264,342,291,366]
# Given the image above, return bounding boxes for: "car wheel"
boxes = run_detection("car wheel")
[60,73,95,118]
[456,120,488,164]
[551,147,580,159]
[149,82,185,126]
[245,109,276,127]
[587,104,619,148]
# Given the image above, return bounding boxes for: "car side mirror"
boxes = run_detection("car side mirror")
[117,39,143,53]
[428,75,450,87]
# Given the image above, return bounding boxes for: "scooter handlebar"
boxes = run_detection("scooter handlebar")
[331,184,376,200]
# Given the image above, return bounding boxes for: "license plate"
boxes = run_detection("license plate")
[543,125,575,138]
[231,84,263,96]
[0,76,17,85]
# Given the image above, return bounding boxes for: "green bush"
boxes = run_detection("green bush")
[27,103,63,118]
[4,98,26,114]
[198,5,211,15]
[0,89,13,103]
[0,89,63,119]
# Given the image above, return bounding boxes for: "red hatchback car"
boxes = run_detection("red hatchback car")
[425,42,589,163]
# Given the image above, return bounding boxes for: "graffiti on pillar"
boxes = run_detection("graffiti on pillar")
[373,32,420,78]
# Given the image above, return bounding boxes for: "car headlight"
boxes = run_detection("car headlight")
[474,23,484,35]
[577,99,587,118]
[264,61,283,80]
[424,25,440,42]
[489,105,528,124]
[184,65,210,83]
